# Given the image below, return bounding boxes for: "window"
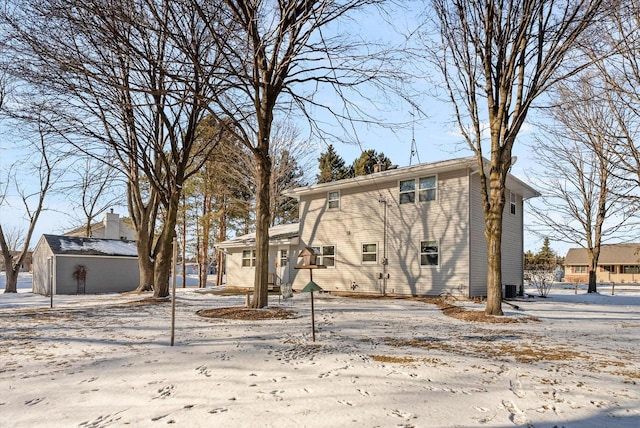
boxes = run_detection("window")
[327,191,340,210]
[362,243,377,263]
[420,240,439,266]
[242,249,256,267]
[280,249,288,267]
[311,245,336,267]
[601,265,615,272]
[418,176,437,202]
[399,179,415,204]
[623,265,640,274]
[573,266,587,273]
[510,192,517,215]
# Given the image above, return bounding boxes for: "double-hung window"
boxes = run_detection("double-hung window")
[418,176,437,202]
[327,191,340,210]
[510,192,517,215]
[400,176,437,204]
[242,249,256,267]
[280,249,288,267]
[420,240,439,266]
[311,245,336,267]
[361,243,377,263]
[399,179,415,204]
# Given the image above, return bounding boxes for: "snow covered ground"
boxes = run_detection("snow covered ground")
[1,275,639,427]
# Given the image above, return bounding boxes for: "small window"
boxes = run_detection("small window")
[362,243,377,263]
[327,191,340,210]
[510,192,517,215]
[311,245,336,267]
[242,249,256,267]
[623,265,640,274]
[418,176,436,202]
[574,266,587,273]
[601,265,614,272]
[399,179,415,204]
[280,249,288,267]
[420,240,439,266]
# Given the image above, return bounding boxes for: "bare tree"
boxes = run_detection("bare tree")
[0,107,64,293]
[3,0,225,297]
[66,156,126,237]
[528,76,637,293]
[426,0,603,314]
[592,1,640,201]
[195,0,402,307]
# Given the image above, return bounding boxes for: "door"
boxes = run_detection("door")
[278,247,290,285]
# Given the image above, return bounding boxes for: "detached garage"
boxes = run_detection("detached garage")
[32,234,139,295]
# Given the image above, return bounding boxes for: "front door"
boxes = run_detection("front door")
[278,247,290,285]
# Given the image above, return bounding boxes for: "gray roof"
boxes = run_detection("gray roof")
[284,156,540,200]
[217,223,299,248]
[42,235,138,257]
[565,243,640,265]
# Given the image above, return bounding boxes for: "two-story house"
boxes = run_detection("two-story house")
[219,156,539,298]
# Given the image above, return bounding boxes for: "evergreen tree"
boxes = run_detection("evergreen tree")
[317,145,350,183]
[271,150,306,226]
[352,150,392,176]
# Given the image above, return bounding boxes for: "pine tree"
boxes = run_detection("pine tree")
[352,150,392,176]
[317,145,350,183]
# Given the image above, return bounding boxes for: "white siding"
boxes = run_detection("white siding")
[468,175,525,297]
[296,170,471,296]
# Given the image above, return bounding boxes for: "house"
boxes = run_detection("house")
[216,222,299,288]
[564,244,640,283]
[221,156,539,298]
[32,234,139,295]
[0,251,33,272]
[64,210,136,240]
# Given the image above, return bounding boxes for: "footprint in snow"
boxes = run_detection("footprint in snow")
[153,385,175,399]
[357,389,370,396]
[209,407,228,414]
[502,399,528,425]
[509,378,525,398]
[24,397,44,406]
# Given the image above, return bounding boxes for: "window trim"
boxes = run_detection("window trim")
[573,266,587,273]
[241,249,256,268]
[361,242,378,264]
[399,179,416,205]
[510,191,517,215]
[420,239,439,267]
[418,175,437,202]
[310,244,336,268]
[327,190,340,210]
[279,249,288,267]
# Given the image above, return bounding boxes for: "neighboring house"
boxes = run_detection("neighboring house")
[221,156,539,298]
[64,210,136,240]
[564,244,640,283]
[217,223,299,288]
[0,251,33,272]
[32,235,139,295]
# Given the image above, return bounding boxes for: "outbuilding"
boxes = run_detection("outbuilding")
[32,234,139,295]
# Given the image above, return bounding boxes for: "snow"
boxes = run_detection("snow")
[58,238,138,257]
[1,275,639,427]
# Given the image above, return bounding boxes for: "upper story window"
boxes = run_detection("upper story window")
[327,191,340,210]
[419,176,437,202]
[361,243,377,263]
[399,179,416,204]
[420,240,439,266]
[400,176,437,204]
[280,249,288,267]
[510,191,517,215]
[242,249,256,267]
[311,245,336,267]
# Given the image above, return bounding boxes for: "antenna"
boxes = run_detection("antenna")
[409,109,420,166]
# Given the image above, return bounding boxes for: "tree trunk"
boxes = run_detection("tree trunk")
[252,150,271,308]
[199,193,210,288]
[215,203,226,287]
[3,268,18,293]
[485,214,504,316]
[153,190,181,298]
[588,270,597,293]
[134,235,155,292]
